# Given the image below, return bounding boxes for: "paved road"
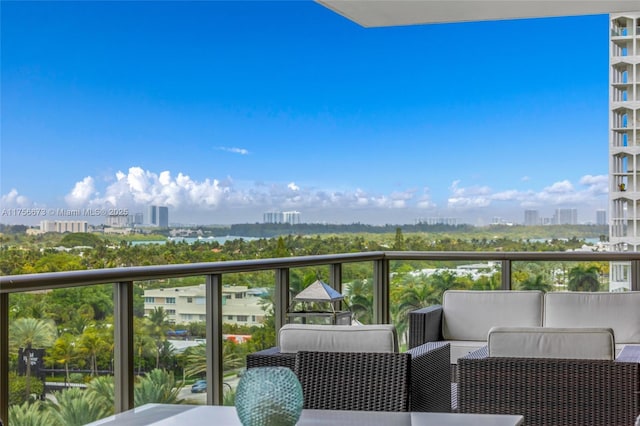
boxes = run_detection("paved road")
[179,375,240,403]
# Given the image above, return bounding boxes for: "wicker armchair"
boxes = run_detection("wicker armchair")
[457,345,640,426]
[247,341,451,412]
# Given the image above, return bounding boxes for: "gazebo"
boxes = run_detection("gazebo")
[286,279,353,325]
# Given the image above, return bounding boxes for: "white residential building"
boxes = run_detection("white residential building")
[609,13,640,291]
[143,284,266,326]
[40,220,88,233]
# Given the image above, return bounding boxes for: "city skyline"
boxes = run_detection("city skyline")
[1,2,609,226]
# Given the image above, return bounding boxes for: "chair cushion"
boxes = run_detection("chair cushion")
[544,291,640,344]
[488,326,615,360]
[278,324,398,353]
[442,290,544,341]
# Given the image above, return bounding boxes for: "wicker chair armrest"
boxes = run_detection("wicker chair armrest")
[246,347,296,371]
[408,305,443,349]
[406,341,451,412]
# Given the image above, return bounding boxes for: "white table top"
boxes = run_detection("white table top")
[88,404,524,426]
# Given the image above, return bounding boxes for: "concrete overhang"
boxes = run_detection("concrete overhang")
[316,0,640,27]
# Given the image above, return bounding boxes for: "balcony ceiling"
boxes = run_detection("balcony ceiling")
[316,0,640,27]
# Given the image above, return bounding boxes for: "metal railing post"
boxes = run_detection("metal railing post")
[329,263,342,294]
[0,292,8,425]
[275,268,290,344]
[113,281,134,413]
[501,259,512,290]
[631,260,640,291]
[373,258,390,324]
[206,273,223,405]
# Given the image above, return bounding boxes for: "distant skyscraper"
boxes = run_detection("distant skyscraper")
[148,205,158,226]
[283,211,301,225]
[158,206,169,227]
[553,208,578,225]
[524,210,540,226]
[596,209,607,226]
[148,205,169,227]
[263,210,300,225]
[263,211,284,224]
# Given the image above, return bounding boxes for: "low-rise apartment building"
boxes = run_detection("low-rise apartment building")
[143,284,266,326]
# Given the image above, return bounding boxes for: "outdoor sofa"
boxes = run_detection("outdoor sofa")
[408,290,640,380]
[457,326,640,426]
[246,324,451,412]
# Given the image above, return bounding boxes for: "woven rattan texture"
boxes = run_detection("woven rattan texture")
[458,355,640,426]
[295,351,411,412]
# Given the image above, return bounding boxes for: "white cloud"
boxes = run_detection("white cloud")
[216,146,250,155]
[1,189,30,207]
[64,176,95,207]
[48,168,610,225]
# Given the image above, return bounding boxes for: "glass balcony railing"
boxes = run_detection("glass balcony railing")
[1,250,640,424]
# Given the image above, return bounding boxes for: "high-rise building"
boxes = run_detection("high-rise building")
[263,211,284,224]
[148,205,157,226]
[596,209,607,226]
[148,205,169,227]
[524,210,540,226]
[263,210,300,225]
[610,13,640,291]
[283,211,301,225]
[553,208,578,225]
[158,206,169,227]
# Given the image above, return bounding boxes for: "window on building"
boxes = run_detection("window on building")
[252,315,256,322]
[144,297,155,303]
[182,314,193,321]
[167,309,176,315]
[187,297,193,303]
[237,315,248,322]
[227,315,234,321]
[235,293,244,299]
[166,297,176,304]
[195,297,205,305]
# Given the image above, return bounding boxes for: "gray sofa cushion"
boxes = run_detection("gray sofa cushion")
[488,326,615,360]
[278,324,398,353]
[442,290,544,341]
[544,291,640,345]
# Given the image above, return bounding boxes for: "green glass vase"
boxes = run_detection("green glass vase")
[235,367,303,426]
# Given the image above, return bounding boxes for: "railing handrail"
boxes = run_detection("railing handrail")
[3,249,640,423]
[3,250,639,294]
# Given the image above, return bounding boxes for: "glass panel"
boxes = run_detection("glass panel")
[9,285,115,424]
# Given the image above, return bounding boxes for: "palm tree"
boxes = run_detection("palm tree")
[147,307,171,368]
[343,279,373,324]
[49,387,111,426]
[134,369,184,406]
[86,375,115,414]
[9,400,54,426]
[517,274,553,292]
[182,342,243,379]
[133,317,155,374]
[77,325,111,376]
[9,317,56,400]
[390,275,438,344]
[567,264,601,292]
[50,333,77,384]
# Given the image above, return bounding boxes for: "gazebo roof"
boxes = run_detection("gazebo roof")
[293,279,344,302]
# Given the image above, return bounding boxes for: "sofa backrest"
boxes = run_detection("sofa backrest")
[487,326,615,360]
[278,324,398,353]
[442,290,544,341]
[544,291,640,344]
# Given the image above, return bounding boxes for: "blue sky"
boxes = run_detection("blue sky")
[1,1,609,226]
